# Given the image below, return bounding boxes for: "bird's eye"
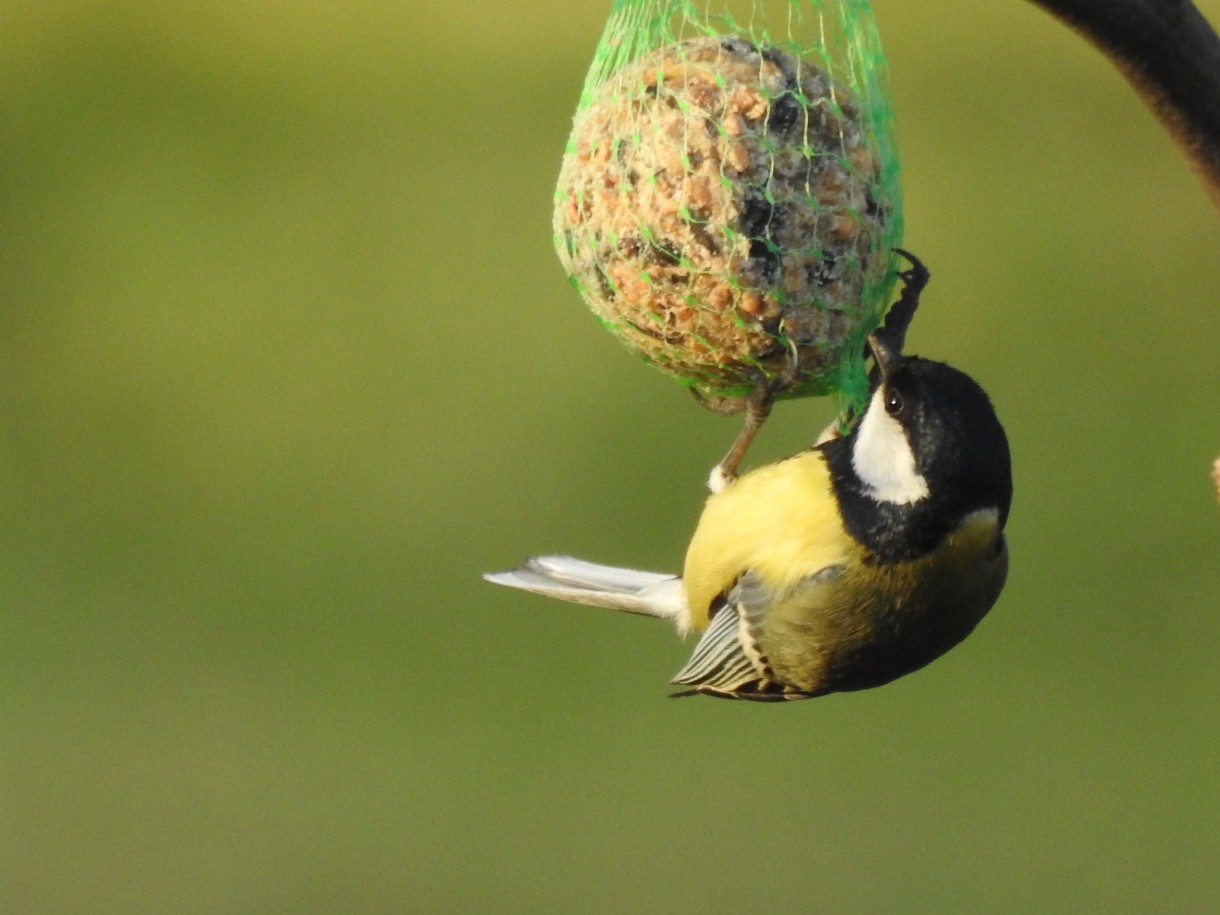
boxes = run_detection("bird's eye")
[884,389,903,416]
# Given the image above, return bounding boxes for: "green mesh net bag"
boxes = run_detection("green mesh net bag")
[554,0,902,413]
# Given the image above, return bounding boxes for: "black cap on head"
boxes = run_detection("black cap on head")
[884,356,1012,526]
[827,351,1013,561]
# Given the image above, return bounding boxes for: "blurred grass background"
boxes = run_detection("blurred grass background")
[1,1,1218,912]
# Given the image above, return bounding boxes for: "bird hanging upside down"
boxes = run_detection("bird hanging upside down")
[486,252,1013,701]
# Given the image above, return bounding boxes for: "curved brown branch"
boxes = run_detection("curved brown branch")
[1025,0,1220,208]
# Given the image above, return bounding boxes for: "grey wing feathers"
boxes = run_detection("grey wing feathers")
[669,601,761,693]
[670,570,834,701]
[483,555,686,622]
[669,572,787,700]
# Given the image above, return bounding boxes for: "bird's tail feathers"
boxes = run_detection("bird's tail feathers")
[484,555,687,626]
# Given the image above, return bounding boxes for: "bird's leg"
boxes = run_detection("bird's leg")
[707,338,800,493]
[872,248,930,357]
[707,390,773,493]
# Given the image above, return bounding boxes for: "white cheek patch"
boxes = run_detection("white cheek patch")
[851,388,930,505]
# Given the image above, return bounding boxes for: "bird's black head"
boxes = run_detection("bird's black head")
[825,333,1013,560]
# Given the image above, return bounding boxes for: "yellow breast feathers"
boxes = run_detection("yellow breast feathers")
[681,449,855,632]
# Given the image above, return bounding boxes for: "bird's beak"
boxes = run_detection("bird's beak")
[868,331,899,381]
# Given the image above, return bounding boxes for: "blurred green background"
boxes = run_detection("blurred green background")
[2,1,1219,912]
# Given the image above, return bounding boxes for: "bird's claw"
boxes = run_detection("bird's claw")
[707,339,798,492]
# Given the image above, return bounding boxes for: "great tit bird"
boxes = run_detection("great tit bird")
[486,267,1012,701]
